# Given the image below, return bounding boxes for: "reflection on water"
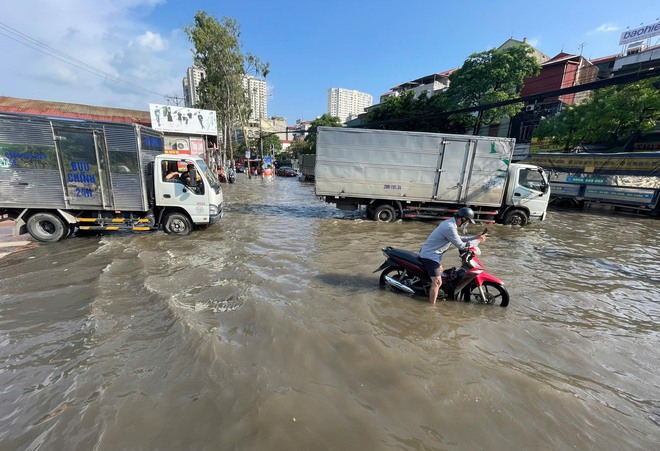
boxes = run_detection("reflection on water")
[0,176,658,449]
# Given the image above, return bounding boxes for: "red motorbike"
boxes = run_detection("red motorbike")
[375,242,509,307]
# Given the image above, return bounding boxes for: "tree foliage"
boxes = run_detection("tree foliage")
[365,91,471,133]
[287,138,312,158]
[363,43,540,134]
[184,11,269,160]
[303,114,343,154]
[445,44,541,128]
[534,77,660,150]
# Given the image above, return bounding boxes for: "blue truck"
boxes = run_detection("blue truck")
[531,151,660,216]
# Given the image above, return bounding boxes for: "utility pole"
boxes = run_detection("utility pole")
[166,95,183,106]
[578,42,587,56]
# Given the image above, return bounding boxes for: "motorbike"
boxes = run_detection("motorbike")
[375,242,509,307]
[228,168,235,183]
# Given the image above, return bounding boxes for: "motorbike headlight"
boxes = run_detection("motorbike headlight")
[473,246,481,256]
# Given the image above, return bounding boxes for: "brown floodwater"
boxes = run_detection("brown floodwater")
[0,174,658,450]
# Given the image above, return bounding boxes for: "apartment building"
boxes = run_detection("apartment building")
[328,88,373,123]
[182,66,206,107]
[243,76,267,120]
[182,67,267,122]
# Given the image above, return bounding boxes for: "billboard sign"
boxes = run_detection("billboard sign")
[149,104,218,136]
[619,20,660,45]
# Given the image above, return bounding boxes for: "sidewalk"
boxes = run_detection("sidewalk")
[0,219,35,259]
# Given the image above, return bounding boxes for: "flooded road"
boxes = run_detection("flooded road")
[1,175,659,450]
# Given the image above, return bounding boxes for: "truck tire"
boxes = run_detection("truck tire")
[502,209,528,227]
[373,204,397,223]
[164,213,193,235]
[26,212,67,242]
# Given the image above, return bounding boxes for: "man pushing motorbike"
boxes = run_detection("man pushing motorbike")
[419,207,487,304]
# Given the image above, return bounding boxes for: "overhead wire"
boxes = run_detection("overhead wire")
[0,22,170,100]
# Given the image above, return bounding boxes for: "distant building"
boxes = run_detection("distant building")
[327,88,373,123]
[182,67,268,122]
[182,66,206,107]
[243,76,267,120]
[379,70,456,104]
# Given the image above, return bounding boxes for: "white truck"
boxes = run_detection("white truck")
[0,112,223,242]
[315,127,550,226]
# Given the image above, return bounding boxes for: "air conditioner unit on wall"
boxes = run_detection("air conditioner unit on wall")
[176,142,185,150]
[525,105,535,112]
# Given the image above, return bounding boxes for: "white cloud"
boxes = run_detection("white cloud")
[593,23,620,33]
[0,0,189,110]
[133,31,167,52]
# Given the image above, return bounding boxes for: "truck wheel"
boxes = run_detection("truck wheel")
[373,204,397,223]
[26,212,67,242]
[164,213,193,235]
[502,210,528,227]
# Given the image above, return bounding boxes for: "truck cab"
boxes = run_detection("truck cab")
[154,155,224,233]
[502,163,551,225]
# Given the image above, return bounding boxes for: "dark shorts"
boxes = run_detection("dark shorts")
[420,257,442,277]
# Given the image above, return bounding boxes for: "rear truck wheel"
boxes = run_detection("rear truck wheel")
[502,209,528,227]
[163,213,193,235]
[373,204,397,223]
[464,281,509,307]
[26,212,67,242]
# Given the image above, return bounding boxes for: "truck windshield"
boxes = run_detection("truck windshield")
[195,159,220,190]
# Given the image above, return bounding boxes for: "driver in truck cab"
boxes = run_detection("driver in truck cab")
[180,163,203,193]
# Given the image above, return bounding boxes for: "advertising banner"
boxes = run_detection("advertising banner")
[149,104,218,136]
[619,21,660,45]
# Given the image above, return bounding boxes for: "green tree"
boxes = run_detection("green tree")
[534,77,660,150]
[363,44,539,134]
[365,90,472,133]
[287,138,312,159]
[445,44,541,132]
[303,114,343,153]
[185,11,269,163]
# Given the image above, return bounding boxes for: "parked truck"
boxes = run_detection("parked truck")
[314,127,550,226]
[531,151,660,216]
[299,154,316,181]
[0,112,223,242]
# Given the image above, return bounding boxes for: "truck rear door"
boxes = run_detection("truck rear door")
[54,127,112,209]
[434,139,471,202]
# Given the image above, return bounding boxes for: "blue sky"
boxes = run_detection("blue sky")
[1,1,658,125]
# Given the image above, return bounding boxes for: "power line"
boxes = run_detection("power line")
[0,22,170,100]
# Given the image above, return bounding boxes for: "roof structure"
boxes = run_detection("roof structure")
[0,96,151,126]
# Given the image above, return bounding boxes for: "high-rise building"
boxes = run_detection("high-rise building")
[182,67,268,122]
[328,88,373,123]
[243,76,267,120]
[182,66,206,107]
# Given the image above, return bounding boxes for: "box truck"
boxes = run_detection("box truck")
[299,154,316,181]
[531,151,660,216]
[314,127,550,226]
[0,113,223,242]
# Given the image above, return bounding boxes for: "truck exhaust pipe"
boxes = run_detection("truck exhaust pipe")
[383,275,415,294]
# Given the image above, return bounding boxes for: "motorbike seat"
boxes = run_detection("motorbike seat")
[386,247,423,265]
